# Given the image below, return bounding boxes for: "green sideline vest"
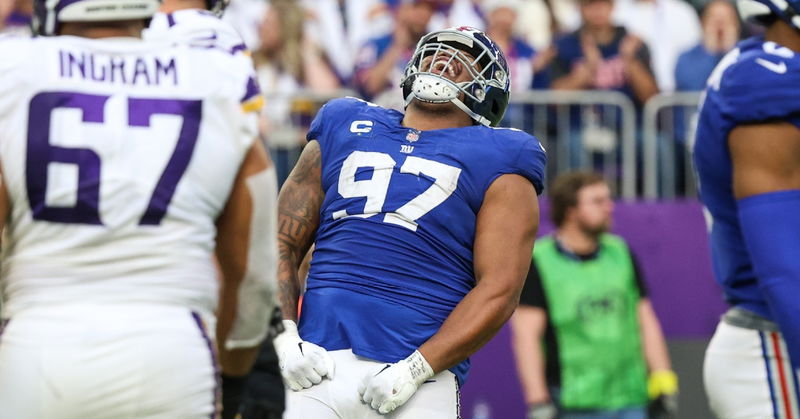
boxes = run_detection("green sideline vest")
[534,234,648,410]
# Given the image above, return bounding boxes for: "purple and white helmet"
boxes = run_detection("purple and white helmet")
[400,26,511,127]
[33,0,161,36]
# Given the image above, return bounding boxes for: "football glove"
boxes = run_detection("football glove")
[273,320,334,391]
[527,401,557,419]
[648,369,679,418]
[358,350,435,415]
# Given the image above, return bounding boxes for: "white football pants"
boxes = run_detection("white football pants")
[705,321,800,419]
[284,349,461,419]
[0,303,218,419]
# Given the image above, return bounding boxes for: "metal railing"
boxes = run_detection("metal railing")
[507,90,638,199]
[642,92,702,199]
[264,89,704,200]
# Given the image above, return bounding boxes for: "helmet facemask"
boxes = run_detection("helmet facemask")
[401,28,510,127]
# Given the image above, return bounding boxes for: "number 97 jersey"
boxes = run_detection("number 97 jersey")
[300,97,546,385]
[0,35,261,318]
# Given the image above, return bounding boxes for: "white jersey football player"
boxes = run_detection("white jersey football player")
[0,0,277,418]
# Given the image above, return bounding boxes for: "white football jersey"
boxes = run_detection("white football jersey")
[0,35,263,318]
[144,9,248,55]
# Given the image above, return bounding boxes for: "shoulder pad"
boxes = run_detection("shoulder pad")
[718,41,800,124]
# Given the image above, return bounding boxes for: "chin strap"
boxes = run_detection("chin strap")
[450,97,491,126]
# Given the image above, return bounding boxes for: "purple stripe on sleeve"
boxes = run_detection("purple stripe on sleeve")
[230,44,247,55]
[240,76,260,104]
[167,13,176,27]
[191,312,221,419]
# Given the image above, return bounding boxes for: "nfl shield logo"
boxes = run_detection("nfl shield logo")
[406,130,420,142]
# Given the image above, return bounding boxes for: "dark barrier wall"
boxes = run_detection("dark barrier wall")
[461,199,727,418]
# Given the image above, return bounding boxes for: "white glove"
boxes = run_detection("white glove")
[358,350,435,415]
[273,320,335,391]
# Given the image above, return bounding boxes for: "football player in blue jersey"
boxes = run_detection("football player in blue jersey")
[694,0,800,417]
[273,26,547,417]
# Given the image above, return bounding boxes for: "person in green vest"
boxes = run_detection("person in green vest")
[510,171,678,419]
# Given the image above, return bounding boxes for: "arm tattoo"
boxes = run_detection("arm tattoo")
[277,141,324,320]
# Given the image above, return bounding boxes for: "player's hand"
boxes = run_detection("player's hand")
[273,320,334,391]
[648,370,679,418]
[358,350,435,415]
[527,401,557,419]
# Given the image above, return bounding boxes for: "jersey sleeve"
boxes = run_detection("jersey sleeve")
[239,73,263,114]
[719,54,800,129]
[306,97,366,144]
[512,134,548,195]
[306,100,330,143]
[219,53,261,149]
[482,129,547,196]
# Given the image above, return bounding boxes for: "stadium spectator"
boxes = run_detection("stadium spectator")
[254,0,341,185]
[483,0,549,91]
[302,0,395,83]
[144,0,248,56]
[510,172,678,419]
[427,0,485,31]
[517,0,581,50]
[353,0,436,109]
[221,0,267,50]
[482,0,552,128]
[0,0,32,36]
[674,0,741,91]
[549,0,658,168]
[615,0,701,92]
[550,0,658,105]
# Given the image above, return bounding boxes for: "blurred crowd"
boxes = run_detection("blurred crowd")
[0,0,747,187]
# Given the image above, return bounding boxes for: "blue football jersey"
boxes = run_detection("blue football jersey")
[694,37,800,319]
[298,97,546,385]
